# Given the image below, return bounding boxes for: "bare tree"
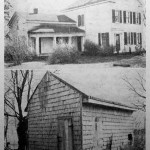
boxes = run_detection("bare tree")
[5,70,34,150]
[123,72,146,112]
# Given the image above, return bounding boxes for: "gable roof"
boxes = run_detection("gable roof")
[51,68,145,110]
[8,11,76,26]
[64,0,113,11]
[25,68,145,112]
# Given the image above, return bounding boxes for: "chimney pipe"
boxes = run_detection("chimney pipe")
[33,8,38,14]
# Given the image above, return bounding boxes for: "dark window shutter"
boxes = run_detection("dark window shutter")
[139,13,141,24]
[128,33,130,44]
[82,15,84,26]
[131,33,133,45]
[130,12,132,24]
[106,32,109,46]
[124,32,127,45]
[134,33,136,45]
[78,15,81,26]
[120,11,122,23]
[123,11,126,23]
[98,33,101,46]
[133,12,136,24]
[112,9,115,23]
[140,33,142,45]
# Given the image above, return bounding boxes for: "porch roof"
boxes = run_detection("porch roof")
[28,24,85,34]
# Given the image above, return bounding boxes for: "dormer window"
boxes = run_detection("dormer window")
[78,15,84,26]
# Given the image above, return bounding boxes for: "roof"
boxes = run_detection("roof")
[51,68,145,110]
[64,0,112,11]
[25,68,145,112]
[28,24,85,34]
[8,12,76,26]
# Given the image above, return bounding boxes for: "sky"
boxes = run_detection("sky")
[15,0,77,14]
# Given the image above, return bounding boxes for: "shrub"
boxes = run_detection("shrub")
[47,44,80,64]
[135,45,145,55]
[99,45,115,56]
[4,36,37,65]
[84,40,100,56]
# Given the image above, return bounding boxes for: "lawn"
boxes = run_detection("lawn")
[5,53,146,69]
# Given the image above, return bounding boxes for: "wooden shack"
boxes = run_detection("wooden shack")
[25,69,141,150]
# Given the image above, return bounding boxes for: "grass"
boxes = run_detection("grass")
[78,53,146,68]
[5,53,146,69]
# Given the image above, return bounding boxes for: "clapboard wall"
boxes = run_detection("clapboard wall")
[82,104,134,150]
[27,72,82,150]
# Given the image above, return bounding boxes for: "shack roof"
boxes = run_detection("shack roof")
[51,68,145,110]
[25,68,145,111]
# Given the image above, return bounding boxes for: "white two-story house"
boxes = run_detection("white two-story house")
[63,0,145,53]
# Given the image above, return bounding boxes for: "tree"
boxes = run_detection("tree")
[123,71,146,112]
[4,70,34,150]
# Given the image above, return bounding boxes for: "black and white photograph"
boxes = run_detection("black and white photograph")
[3,0,147,150]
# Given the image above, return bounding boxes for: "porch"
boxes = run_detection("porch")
[28,26,85,56]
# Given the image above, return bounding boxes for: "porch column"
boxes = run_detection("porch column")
[81,36,85,52]
[68,36,72,46]
[36,37,39,56]
[53,37,56,48]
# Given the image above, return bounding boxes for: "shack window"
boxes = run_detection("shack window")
[128,134,133,145]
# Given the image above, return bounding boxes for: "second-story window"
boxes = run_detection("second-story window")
[78,15,84,27]
[112,10,122,23]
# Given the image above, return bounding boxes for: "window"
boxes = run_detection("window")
[112,10,122,23]
[127,33,131,44]
[78,15,84,26]
[102,33,109,47]
[137,33,142,44]
[136,13,139,24]
[126,11,130,23]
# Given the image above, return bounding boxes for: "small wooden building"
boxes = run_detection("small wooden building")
[25,69,139,150]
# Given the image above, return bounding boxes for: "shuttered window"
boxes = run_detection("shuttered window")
[130,12,132,24]
[102,33,109,47]
[133,12,136,24]
[78,15,84,26]
[128,33,130,44]
[98,33,101,46]
[124,32,127,45]
[134,33,136,45]
[123,11,126,23]
[112,10,122,23]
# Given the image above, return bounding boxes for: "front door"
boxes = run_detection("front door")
[116,34,120,53]
[58,118,73,150]
[40,37,53,54]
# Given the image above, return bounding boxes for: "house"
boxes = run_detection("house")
[25,68,146,150]
[7,9,85,56]
[62,0,145,53]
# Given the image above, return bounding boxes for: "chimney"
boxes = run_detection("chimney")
[33,8,38,14]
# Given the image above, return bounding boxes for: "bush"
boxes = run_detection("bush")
[99,45,115,56]
[135,45,145,55]
[83,40,115,56]
[5,36,37,65]
[84,40,100,56]
[47,44,80,64]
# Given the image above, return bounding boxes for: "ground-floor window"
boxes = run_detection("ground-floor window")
[98,32,109,47]
[124,32,142,45]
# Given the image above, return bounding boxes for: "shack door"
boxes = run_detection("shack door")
[58,118,73,150]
